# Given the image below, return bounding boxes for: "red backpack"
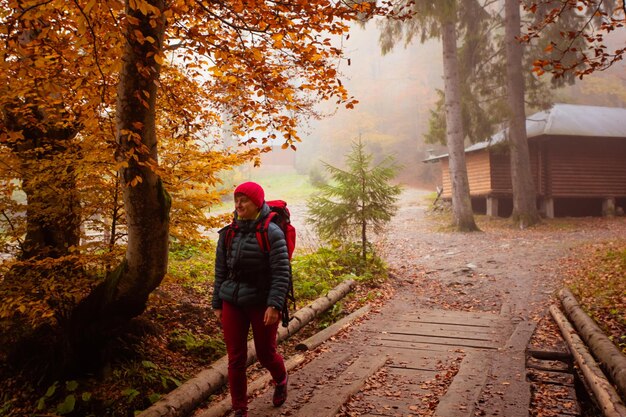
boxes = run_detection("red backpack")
[224,200,296,326]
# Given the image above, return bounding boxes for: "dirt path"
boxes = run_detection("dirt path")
[199,187,625,417]
[376,187,625,319]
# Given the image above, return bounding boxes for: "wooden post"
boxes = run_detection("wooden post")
[541,197,554,218]
[486,196,499,217]
[602,197,616,217]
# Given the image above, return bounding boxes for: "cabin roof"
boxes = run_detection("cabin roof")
[424,103,626,162]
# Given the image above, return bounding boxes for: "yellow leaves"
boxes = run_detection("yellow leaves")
[129,175,143,187]
[133,30,158,46]
[232,0,244,13]
[133,29,146,44]
[271,33,284,48]
[4,130,25,142]
[84,0,97,14]
[126,15,141,26]
[129,0,162,17]
[154,52,165,65]
[251,48,263,62]
[345,99,358,109]
[209,66,223,76]
[282,87,295,102]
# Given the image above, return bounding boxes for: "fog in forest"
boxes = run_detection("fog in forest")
[253,19,626,190]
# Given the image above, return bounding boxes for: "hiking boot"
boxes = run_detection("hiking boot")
[233,409,247,417]
[272,374,288,407]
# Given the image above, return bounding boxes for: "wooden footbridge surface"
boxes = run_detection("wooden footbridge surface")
[196,286,536,417]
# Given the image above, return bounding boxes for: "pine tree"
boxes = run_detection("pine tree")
[307,139,402,262]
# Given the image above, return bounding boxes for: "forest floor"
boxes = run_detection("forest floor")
[2,187,624,417]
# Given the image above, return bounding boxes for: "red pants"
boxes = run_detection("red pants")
[221,301,286,411]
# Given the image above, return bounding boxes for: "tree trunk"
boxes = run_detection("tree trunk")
[361,217,367,262]
[505,0,540,229]
[66,0,170,372]
[441,20,478,232]
[6,129,82,261]
[1,10,82,261]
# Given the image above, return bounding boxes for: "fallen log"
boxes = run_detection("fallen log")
[295,304,370,351]
[559,288,626,401]
[549,305,626,417]
[137,279,356,417]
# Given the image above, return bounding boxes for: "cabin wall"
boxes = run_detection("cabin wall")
[546,136,626,197]
[440,152,491,198]
[436,135,626,217]
[489,150,512,195]
[466,152,491,195]
[441,159,451,198]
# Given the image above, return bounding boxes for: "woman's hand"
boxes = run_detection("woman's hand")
[214,309,222,322]
[264,306,280,326]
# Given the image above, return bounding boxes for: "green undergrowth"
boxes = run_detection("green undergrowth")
[292,242,387,303]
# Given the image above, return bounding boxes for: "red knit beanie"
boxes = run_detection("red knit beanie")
[234,182,265,208]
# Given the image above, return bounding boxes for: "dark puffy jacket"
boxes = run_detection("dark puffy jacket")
[212,203,290,310]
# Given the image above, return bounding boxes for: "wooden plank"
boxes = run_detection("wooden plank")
[370,340,474,353]
[385,329,500,342]
[395,311,509,328]
[349,394,431,416]
[371,321,502,336]
[295,354,389,417]
[387,366,439,379]
[404,308,505,320]
[434,350,493,417]
[386,348,457,371]
[376,333,501,350]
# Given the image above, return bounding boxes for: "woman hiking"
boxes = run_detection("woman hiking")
[212,182,289,417]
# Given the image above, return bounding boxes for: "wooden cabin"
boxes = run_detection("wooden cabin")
[425,104,626,218]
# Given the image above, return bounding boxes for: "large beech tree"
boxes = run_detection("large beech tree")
[0,0,387,372]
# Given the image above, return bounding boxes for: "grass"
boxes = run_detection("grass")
[251,171,317,202]
[210,170,316,214]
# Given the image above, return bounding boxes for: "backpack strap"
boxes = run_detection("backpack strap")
[255,211,277,254]
[223,222,238,258]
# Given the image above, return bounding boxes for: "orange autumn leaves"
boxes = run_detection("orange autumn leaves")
[0,0,386,326]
